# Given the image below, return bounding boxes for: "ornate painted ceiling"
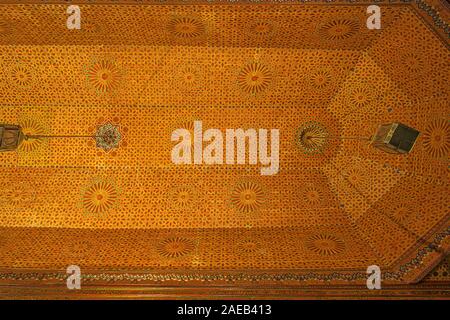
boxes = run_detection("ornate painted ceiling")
[0,0,449,298]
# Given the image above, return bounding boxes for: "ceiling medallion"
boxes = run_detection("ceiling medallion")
[236,238,263,256]
[390,203,413,225]
[168,185,198,211]
[422,118,450,159]
[157,237,196,259]
[7,62,36,90]
[348,83,374,108]
[237,61,273,96]
[305,234,345,256]
[1,181,37,210]
[176,64,203,93]
[167,16,206,39]
[245,20,277,40]
[309,68,332,90]
[318,18,360,41]
[95,123,122,152]
[80,178,120,217]
[229,180,267,214]
[303,186,324,204]
[84,57,123,95]
[401,53,425,74]
[296,121,329,154]
[341,162,366,187]
[17,118,48,154]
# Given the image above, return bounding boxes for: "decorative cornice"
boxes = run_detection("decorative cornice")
[414,0,450,38]
[1,227,448,285]
[0,0,420,5]
[0,0,446,38]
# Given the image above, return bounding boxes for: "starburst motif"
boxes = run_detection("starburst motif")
[237,239,260,255]
[81,179,119,216]
[18,118,47,153]
[341,162,367,187]
[177,65,202,92]
[1,181,36,208]
[318,19,359,41]
[348,84,374,108]
[305,234,345,255]
[248,20,275,37]
[237,62,273,96]
[390,204,412,224]
[303,186,323,204]
[422,118,450,158]
[180,68,197,86]
[296,122,328,154]
[8,63,34,89]
[309,69,332,90]
[401,53,425,74]
[168,16,205,39]
[85,58,123,94]
[230,181,266,214]
[168,186,197,210]
[157,237,195,258]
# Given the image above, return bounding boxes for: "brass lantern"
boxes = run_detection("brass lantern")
[0,124,25,152]
[371,122,420,154]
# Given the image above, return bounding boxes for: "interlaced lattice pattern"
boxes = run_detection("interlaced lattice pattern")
[0,3,448,281]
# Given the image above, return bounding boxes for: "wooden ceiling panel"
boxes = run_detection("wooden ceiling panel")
[0,1,448,297]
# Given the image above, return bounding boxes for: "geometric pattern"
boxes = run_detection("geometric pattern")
[0,1,448,297]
